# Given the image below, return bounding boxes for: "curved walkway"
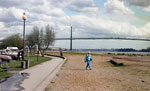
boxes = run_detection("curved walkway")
[0,56,66,91]
[20,56,66,91]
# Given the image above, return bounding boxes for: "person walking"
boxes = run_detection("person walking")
[17,50,21,61]
[84,52,93,70]
[60,50,63,57]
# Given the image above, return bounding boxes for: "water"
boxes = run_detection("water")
[0,72,29,91]
[53,40,150,50]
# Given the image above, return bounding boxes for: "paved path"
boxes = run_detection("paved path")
[20,56,66,91]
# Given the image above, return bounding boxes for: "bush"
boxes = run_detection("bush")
[118,63,124,66]
[109,60,124,67]
[0,34,22,49]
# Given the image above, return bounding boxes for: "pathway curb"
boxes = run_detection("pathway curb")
[20,55,67,91]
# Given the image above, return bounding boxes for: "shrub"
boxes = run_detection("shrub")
[109,60,124,67]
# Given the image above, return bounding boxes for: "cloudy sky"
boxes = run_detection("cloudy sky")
[0,0,150,40]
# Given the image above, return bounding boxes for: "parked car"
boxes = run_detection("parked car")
[5,47,18,55]
[3,54,17,60]
[0,55,12,63]
[0,50,18,60]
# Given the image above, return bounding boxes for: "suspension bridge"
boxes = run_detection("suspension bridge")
[55,37,150,50]
[55,37,150,41]
[55,27,150,50]
[0,26,150,50]
[0,37,150,50]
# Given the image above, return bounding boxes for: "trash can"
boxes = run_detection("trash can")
[25,60,29,69]
[21,61,25,68]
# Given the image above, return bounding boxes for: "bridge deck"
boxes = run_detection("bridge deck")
[55,38,150,41]
[0,38,150,42]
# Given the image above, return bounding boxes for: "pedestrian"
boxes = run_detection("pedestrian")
[17,50,21,61]
[0,58,2,67]
[84,51,93,70]
[60,50,63,57]
[21,50,24,61]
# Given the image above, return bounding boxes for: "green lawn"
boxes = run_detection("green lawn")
[25,55,52,67]
[0,72,11,79]
[0,55,51,79]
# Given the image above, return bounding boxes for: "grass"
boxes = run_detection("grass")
[25,55,52,67]
[0,54,51,79]
[0,71,12,79]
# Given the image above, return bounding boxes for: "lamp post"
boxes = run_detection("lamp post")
[22,12,27,61]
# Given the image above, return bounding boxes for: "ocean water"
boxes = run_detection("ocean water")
[52,40,150,50]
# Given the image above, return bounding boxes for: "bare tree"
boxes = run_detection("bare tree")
[43,25,55,51]
[26,25,55,54]
[33,26,40,44]
[39,29,44,51]
[26,26,39,50]
[26,34,34,50]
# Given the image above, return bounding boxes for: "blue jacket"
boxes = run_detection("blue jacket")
[84,55,93,63]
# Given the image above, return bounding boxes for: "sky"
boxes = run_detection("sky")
[0,0,150,40]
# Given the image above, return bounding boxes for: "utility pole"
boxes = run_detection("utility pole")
[70,26,72,51]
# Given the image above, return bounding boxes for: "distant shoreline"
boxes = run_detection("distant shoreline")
[49,47,150,53]
[74,51,150,55]
[48,50,150,55]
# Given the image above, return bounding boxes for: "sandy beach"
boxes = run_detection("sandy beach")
[45,52,150,91]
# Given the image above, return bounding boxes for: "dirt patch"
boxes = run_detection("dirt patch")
[45,54,150,91]
[113,56,150,63]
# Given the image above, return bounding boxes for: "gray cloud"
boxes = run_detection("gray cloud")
[0,7,24,23]
[104,0,134,15]
[0,0,149,40]
[50,0,98,12]
[121,0,150,7]
[71,14,150,38]
[0,0,44,8]
[68,0,98,12]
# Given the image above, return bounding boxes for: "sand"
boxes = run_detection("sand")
[45,53,150,91]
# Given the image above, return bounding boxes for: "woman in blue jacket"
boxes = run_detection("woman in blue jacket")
[84,52,93,70]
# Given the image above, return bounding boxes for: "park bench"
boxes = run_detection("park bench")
[0,58,11,72]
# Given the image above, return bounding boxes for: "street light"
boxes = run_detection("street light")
[22,12,27,61]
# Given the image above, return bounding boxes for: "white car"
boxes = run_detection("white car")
[5,47,18,55]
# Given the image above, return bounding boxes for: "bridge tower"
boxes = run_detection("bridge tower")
[70,26,72,51]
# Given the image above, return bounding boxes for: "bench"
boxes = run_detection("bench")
[0,59,11,72]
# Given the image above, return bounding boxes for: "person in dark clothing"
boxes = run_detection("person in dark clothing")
[60,50,63,57]
[17,50,21,61]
